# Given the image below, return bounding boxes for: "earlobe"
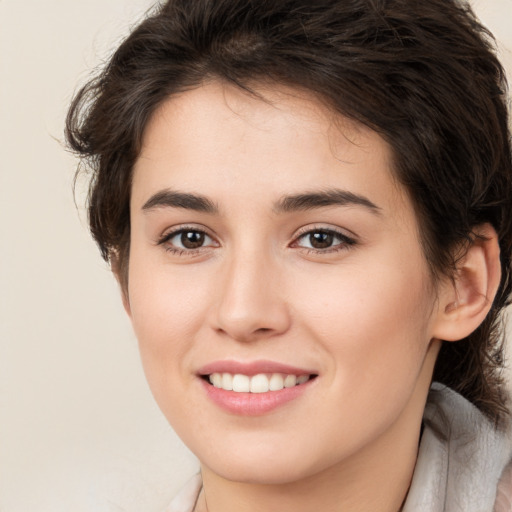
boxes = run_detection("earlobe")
[432,223,501,342]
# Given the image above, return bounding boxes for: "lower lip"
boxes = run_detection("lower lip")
[201,379,313,416]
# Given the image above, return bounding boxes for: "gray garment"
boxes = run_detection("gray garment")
[403,383,512,511]
[166,383,512,512]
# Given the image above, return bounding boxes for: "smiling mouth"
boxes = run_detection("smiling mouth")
[203,373,317,393]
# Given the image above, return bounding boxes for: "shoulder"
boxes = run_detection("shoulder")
[403,383,512,512]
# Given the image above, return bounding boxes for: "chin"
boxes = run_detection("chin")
[194,436,335,486]
[206,457,314,486]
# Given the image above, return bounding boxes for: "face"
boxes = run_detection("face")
[127,81,443,485]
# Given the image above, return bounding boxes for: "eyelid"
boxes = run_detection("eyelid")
[290,224,357,252]
[156,224,219,250]
[155,223,356,255]
[293,223,356,239]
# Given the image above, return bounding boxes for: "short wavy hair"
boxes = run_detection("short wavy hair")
[66,0,512,425]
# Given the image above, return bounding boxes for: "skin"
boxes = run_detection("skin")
[125,81,459,512]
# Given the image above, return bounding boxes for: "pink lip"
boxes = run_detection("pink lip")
[200,379,314,416]
[197,359,316,377]
[197,360,318,416]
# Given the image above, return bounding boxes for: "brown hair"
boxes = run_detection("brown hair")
[66,0,512,425]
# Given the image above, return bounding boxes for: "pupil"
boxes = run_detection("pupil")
[310,232,333,249]
[181,231,205,249]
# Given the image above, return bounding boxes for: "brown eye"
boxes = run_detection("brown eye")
[180,230,205,249]
[160,228,215,252]
[308,231,334,249]
[295,228,355,252]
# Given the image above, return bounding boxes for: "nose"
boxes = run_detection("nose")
[211,250,291,343]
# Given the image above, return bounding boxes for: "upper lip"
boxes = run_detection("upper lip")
[197,359,317,377]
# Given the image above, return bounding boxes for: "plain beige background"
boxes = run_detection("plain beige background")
[0,1,511,511]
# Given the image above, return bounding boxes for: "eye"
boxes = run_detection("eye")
[294,228,355,252]
[158,227,216,252]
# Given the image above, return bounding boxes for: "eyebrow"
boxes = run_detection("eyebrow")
[141,187,380,216]
[142,189,218,214]
[274,189,381,215]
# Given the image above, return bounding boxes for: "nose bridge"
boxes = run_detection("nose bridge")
[213,241,290,341]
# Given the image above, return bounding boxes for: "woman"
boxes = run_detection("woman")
[66,0,512,510]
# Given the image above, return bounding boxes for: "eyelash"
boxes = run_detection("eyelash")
[157,225,357,256]
[157,225,217,256]
[292,226,357,254]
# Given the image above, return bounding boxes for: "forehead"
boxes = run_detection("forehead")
[132,81,407,218]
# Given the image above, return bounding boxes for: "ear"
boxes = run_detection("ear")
[432,223,501,342]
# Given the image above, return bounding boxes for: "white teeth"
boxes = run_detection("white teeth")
[284,375,297,388]
[297,375,309,385]
[208,373,312,393]
[221,373,233,391]
[250,374,270,393]
[232,374,250,392]
[269,373,284,391]
[210,373,222,388]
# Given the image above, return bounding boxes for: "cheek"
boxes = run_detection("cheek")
[125,250,213,406]
[281,259,436,460]
[127,237,216,334]
[292,254,434,390]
